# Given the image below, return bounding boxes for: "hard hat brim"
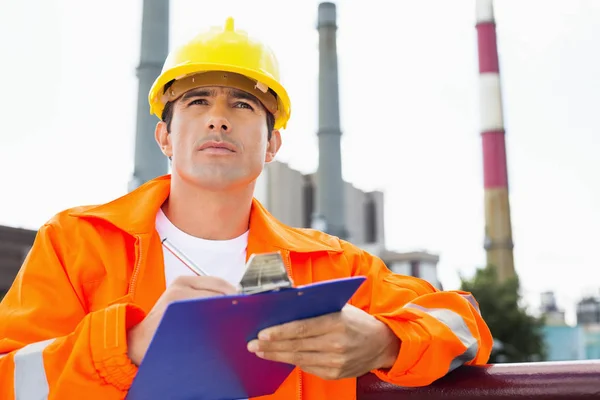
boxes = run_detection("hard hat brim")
[149,63,291,130]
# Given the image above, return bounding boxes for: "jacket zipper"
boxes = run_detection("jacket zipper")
[283,250,303,400]
[128,235,143,297]
[297,369,303,400]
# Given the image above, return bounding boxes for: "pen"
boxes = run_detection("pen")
[161,238,210,277]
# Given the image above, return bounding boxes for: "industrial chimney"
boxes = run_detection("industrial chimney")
[313,2,348,240]
[476,0,516,282]
[129,0,170,191]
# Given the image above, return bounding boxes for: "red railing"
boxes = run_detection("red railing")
[357,360,600,400]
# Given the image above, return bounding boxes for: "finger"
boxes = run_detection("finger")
[248,334,336,354]
[255,350,346,370]
[258,312,341,340]
[173,275,238,295]
[168,286,229,301]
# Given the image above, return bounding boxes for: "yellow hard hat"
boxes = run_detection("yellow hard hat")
[148,17,291,130]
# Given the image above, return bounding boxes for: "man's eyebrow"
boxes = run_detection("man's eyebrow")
[227,88,261,105]
[181,88,216,101]
[179,87,262,108]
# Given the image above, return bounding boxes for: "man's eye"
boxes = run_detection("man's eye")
[189,99,208,105]
[235,102,254,110]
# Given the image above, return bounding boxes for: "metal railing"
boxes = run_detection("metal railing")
[357,360,600,400]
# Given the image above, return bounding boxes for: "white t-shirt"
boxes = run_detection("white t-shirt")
[155,208,249,288]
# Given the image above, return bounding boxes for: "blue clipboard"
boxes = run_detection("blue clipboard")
[126,276,366,400]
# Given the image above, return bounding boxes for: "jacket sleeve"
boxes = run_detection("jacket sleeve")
[0,222,146,400]
[346,244,493,387]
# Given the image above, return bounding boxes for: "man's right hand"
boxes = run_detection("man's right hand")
[126,275,238,366]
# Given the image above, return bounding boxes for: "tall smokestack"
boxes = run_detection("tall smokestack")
[129,0,170,191]
[313,2,347,239]
[476,0,515,282]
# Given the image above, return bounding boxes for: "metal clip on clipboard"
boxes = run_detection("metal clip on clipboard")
[161,238,293,295]
[238,252,294,295]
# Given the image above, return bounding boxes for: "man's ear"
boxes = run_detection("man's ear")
[265,130,282,163]
[155,121,173,159]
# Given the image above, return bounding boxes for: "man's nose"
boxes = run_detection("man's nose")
[206,109,231,133]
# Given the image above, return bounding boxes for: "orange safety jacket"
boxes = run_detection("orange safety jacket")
[0,175,492,399]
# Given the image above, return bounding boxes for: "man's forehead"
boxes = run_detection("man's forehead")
[181,86,258,101]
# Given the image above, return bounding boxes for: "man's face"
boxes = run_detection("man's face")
[156,86,281,190]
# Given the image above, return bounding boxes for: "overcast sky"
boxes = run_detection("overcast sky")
[1,0,598,324]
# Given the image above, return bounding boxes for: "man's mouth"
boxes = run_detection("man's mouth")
[198,141,236,153]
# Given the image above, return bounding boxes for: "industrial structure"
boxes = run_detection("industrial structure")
[313,2,347,240]
[0,226,35,298]
[540,288,600,361]
[256,2,440,287]
[129,0,170,192]
[577,296,600,326]
[255,161,442,289]
[475,0,600,364]
[476,0,516,283]
[540,291,567,327]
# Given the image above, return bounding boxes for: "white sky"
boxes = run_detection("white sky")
[1,0,599,324]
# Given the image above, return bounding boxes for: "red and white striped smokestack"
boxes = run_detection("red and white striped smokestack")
[476,0,515,282]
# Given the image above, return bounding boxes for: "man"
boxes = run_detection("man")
[0,17,492,399]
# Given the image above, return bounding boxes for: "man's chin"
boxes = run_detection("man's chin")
[173,165,260,190]
[183,174,249,191]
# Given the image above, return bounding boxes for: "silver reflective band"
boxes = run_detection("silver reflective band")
[461,294,481,314]
[14,339,55,400]
[405,304,479,372]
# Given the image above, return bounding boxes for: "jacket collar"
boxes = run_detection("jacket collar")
[69,174,342,254]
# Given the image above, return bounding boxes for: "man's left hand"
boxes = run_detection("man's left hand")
[246,304,401,380]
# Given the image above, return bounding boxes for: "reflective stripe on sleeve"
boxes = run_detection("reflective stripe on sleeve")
[14,339,55,400]
[405,304,479,372]
[460,293,481,314]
